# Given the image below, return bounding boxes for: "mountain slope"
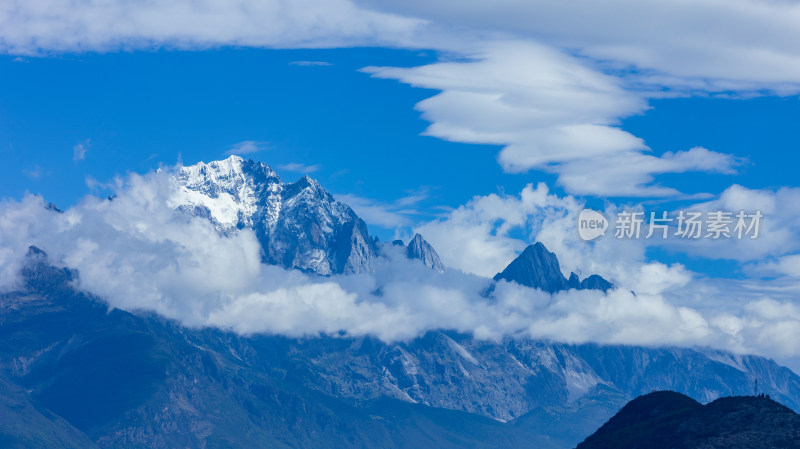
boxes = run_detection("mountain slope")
[0,376,97,449]
[1,249,547,449]
[576,391,800,449]
[5,248,800,449]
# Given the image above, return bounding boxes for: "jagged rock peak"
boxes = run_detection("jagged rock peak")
[282,174,332,202]
[493,242,566,293]
[406,233,445,272]
[494,242,612,293]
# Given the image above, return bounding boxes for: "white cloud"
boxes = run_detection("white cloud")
[366,42,742,197]
[333,188,429,230]
[73,139,89,162]
[22,165,44,180]
[365,0,800,94]
[279,162,321,173]
[1,170,800,367]
[334,193,418,229]
[364,41,647,165]
[0,0,423,55]
[658,184,800,262]
[224,140,267,155]
[553,147,743,197]
[747,254,800,278]
[289,60,332,66]
[414,183,560,277]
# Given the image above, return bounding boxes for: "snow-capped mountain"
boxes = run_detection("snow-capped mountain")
[171,156,378,275]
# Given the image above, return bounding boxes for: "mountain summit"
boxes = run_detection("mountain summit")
[171,156,378,275]
[405,233,445,272]
[494,242,612,293]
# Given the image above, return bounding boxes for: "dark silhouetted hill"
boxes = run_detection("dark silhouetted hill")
[577,390,800,449]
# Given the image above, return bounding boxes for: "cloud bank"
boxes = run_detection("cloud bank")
[0,0,423,55]
[8,0,800,95]
[1,168,800,368]
[365,0,800,94]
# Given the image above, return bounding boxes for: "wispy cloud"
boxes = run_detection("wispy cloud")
[289,61,332,67]
[336,188,430,228]
[224,140,268,155]
[336,194,413,228]
[746,255,800,278]
[373,0,800,94]
[7,0,800,98]
[22,165,45,180]
[395,187,430,207]
[85,175,121,193]
[73,139,90,162]
[279,162,321,173]
[0,0,422,56]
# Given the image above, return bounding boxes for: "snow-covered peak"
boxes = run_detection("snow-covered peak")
[169,157,377,274]
[283,174,326,199]
[179,156,239,189]
[176,156,279,195]
[170,156,281,230]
